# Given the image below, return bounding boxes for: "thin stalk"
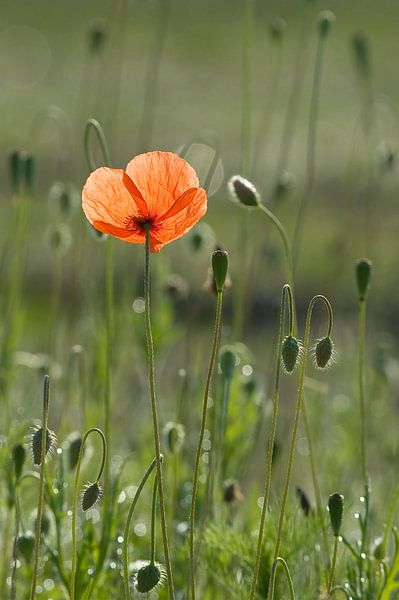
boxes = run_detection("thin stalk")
[30,375,51,600]
[302,399,331,570]
[241,0,254,175]
[144,229,175,599]
[328,536,339,595]
[273,295,333,561]
[150,471,158,565]
[188,290,224,600]
[292,29,329,266]
[268,557,296,600]
[122,458,158,600]
[257,203,294,291]
[71,428,107,600]
[381,482,399,558]
[248,284,292,599]
[358,298,367,484]
[10,485,21,600]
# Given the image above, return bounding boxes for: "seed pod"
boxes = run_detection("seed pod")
[17,532,35,563]
[318,10,335,39]
[228,175,260,207]
[81,482,103,511]
[356,259,372,301]
[31,426,57,466]
[220,348,236,380]
[314,336,334,370]
[212,249,229,293]
[135,562,165,594]
[328,492,344,536]
[281,335,301,373]
[13,444,26,481]
[163,422,185,455]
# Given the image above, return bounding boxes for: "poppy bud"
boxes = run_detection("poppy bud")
[88,18,107,54]
[212,249,229,293]
[281,335,301,373]
[135,562,165,593]
[17,532,35,563]
[81,482,103,511]
[274,170,296,200]
[13,444,26,481]
[270,18,286,43]
[46,223,72,254]
[66,432,83,471]
[317,10,335,39]
[163,422,185,455]
[30,426,57,466]
[328,492,344,536]
[356,259,372,301]
[228,175,260,207]
[313,336,335,370]
[220,348,236,380]
[352,32,371,79]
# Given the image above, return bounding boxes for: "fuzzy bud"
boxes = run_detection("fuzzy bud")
[81,482,102,511]
[135,562,164,593]
[314,336,334,370]
[17,532,35,563]
[281,335,301,373]
[318,11,335,39]
[212,249,229,293]
[228,175,260,207]
[163,422,185,455]
[13,444,26,481]
[356,259,372,301]
[328,492,344,536]
[31,426,57,466]
[67,432,82,471]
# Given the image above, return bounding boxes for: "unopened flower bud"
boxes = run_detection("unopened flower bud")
[81,482,103,511]
[228,175,260,207]
[318,11,335,39]
[328,492,344,536]
[135,562,165,594]
[212,249,229,293]
[313,336,335,370]
[281,335,301,373]
[13,444,26,481]
[356,259,372,301]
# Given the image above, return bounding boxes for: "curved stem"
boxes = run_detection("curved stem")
[268,557,296,600]
[123,457,157,599]
[328,536,339,595]
[188,290,224,600]
[83,118,111,171]
[71,428,107,600]
[358,298,367,484]
[273,295,333,561]
[30,375,50,600]
[143,229,175,599]
[330,585,351,599]
[249,284,291,599]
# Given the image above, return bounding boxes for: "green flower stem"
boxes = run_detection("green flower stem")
[381,482,399,559]
[292,26,329,266]
[144,229,175,600]
[71,428,107,600]
[268,557,296,600]
[188,289,224,600]
[83,118,111,171]
[150,470,159,565]
[30,375,51,600]
[249,284,292,600]
[327,536,339,595]
[122,458,158,599]
[273,295,333,561]
[301,399,331,571]
[241,0,254,175]
[10,484,21,600]
[358,298,367,485]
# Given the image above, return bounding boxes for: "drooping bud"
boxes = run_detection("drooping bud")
[212,249,229,293]
[45,223,72,254]
[228,175,260,207]
[134,562,165,594]
[328,492,344,536]
[13,444,26,481]
[281,335,301,373]
[220,348,236,380]
[318,10,335,39]
[356,259,372,301]
[313,336,335,370]
[81,482,103,511]
[30,426,57,466]
[163,422,185,455]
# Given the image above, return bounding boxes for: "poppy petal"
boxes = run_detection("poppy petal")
[93,220,145,244]
[82,167,140,230]
[125,151,200,217]
[157,187,206,222]
[153,187,207,246]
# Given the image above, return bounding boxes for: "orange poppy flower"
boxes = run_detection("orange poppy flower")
[82,151,207,252]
